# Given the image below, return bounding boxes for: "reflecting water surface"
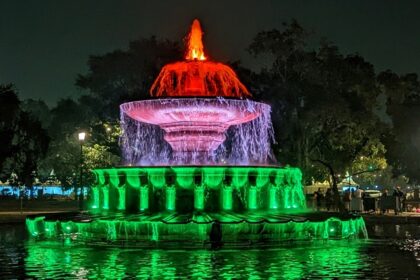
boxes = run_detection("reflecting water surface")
[0,224,419,279]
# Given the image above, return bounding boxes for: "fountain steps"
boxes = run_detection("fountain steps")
[26,211,367,246]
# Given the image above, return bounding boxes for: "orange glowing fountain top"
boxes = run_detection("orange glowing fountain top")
[121,19,269,163]
[150,19,251,98]
[185,19,206,61]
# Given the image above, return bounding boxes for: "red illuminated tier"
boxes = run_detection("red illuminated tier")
[149,19,251,98]
[150,60,251,98]
[120,99,269,153]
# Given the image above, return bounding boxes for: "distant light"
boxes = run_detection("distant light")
[66,226,71,230]
[106,127,111,132]
[78,132,86,141]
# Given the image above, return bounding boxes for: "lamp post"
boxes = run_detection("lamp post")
[106,126,112,165]
[78,132,86,210]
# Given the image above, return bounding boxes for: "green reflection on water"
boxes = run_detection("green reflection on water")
[25,240,370,279]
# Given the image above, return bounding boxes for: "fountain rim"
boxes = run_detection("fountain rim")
[91,164,287,170]
[119,97,272,107]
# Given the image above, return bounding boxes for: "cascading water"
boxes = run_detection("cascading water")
[26,18,367,247]
[120,98,275,165]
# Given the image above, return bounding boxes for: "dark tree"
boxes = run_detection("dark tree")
[21,99,51,129]
[247,21,384,208]
[76,36,181,119]
[379,71,420,184]
[0,84,49,186]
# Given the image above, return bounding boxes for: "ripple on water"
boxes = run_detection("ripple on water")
[17,241,420,279]
[0,224,419,279]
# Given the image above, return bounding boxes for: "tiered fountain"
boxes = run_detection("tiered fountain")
[26,20,367,247]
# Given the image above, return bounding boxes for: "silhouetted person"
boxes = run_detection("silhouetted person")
[393,186,404,215]
[352,187,364,212]
[325,188,333,211]
[314,188,323,211]
[209,221,222,249]
[380,189,389,214]
[343,189,351,212]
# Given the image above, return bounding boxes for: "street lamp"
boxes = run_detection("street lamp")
[106,126,112,165]
[78,132,86,141]
[78,132,86,209]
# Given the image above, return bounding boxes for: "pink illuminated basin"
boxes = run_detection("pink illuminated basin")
[120,98,270,153]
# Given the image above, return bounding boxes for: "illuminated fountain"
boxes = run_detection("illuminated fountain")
[26,19,367,246]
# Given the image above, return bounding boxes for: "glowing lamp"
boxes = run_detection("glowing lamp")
[78,132,86,141]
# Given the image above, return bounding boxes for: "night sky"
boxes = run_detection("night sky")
[1,0,420,105]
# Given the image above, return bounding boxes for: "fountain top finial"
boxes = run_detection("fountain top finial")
[185,19,206,61]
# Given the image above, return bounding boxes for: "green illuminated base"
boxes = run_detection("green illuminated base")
[26,166,368,247]
[26,212,367,247]
[90,166,306,213]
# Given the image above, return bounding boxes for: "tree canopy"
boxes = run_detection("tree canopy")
[247,21,383,191]
[0,84,49,186]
